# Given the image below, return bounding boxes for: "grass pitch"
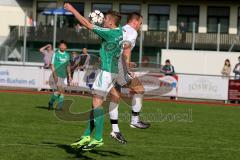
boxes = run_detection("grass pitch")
[0,92,240,160]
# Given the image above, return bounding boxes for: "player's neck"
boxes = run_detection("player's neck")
[58,50,65,54]
[110,24,117,29]
[128,23,137,31]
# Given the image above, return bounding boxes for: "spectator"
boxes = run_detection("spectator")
[161,59,175,76]
[179,21,187,42]
[233,56,240,80]
[221,59,231,78]
[79,48,90,71]
[70,51,81,77]
[39,44,54,69]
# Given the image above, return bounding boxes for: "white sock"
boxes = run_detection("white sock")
[131,94,143,124]
[109,102,120,132]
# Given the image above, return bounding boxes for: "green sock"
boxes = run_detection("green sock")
[57,94,64,110]
[93,107,104,141]
[83,109,94,136]
[49,92,59,104]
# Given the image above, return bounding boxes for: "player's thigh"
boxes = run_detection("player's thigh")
[127,77,144,94]
[56,77,66,93]
[92,70,116,101]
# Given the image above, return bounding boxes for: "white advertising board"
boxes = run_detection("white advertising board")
[0,66,42,89]
[178,74,229,100]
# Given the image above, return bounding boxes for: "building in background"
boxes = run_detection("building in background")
[0,0,240,63]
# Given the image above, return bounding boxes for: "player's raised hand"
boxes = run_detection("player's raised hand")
[64,3,74,12]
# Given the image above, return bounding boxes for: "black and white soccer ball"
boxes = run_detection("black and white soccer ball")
[88,10,104,25]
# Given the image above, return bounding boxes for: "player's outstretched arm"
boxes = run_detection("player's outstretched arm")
[122,44,132,69]
[64,3,93,30]
[39,44,51,53]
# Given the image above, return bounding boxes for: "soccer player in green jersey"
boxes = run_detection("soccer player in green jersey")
[48,40,72,110]
[64,3,122,150]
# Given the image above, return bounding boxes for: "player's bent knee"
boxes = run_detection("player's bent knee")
[93,95,104,107]
[132,85,145,95]
[111,95,120,103]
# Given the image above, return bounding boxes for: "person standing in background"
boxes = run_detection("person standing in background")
[233,56,240,80]
[221,59,231,78]
[39,44,54,69]
[79,48,90,71]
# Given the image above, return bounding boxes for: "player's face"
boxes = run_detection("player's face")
[59,43,67,52]
[135,17,143,31]
[48,46,52,50]
[103,15,112,28]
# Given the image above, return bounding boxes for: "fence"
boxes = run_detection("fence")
[1,21,240,65]
[0,64,237,102]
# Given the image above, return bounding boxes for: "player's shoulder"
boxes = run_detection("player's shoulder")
[123,25,137,34]
[93,25,111,31]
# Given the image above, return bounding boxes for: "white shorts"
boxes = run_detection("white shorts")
[56,77,67,88]
[117,56,133,86]
[92,70,118,99]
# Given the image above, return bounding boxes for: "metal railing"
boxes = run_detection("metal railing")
[1,22,240,63]
[14,24,240,51]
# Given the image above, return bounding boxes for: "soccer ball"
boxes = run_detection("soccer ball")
[89,10,104,25]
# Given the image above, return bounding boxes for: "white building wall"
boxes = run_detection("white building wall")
[162,49,240,76]
[0,6,26,37]
[0,0,239,37]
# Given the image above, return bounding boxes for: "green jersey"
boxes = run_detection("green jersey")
[51,50,70,78]
[93,25,123,73]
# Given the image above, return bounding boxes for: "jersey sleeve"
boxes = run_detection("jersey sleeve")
[51,53,56,65]
[92,25,112,40]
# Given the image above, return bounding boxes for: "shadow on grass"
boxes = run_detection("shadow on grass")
[35,106,49,110]
[43,141,130,159]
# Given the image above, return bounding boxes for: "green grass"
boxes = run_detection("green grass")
[0,92,240,160]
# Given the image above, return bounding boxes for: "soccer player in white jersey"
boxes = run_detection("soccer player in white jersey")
[109,12,150,144]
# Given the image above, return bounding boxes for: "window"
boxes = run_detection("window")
[148,5,170,31]
[37,1,84,27]
[37,2,57,26]
[92,3,112,14]
[207,7,229,33]
[63,2,84,27]
[177,6,199,32]
[120,4,141,25]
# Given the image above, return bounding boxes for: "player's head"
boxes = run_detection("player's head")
[224,59,230,66]
[127,12,143,31]
[59,40,67,52]
[165,59,171,65]
[72,51,78,57]
[47,44,52,51]
[103,10,121,28]
[82,48,88,54]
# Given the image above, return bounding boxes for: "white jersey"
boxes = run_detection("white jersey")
[122,24,138,50]
[117,24,138,86]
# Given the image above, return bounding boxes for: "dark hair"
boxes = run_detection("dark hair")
[106,10,122,26]
[127,12,143,23]
[224,59,231,67]
[165,59,170,63]
[60,40,67,46]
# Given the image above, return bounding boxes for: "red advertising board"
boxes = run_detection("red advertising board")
[228,80,240,100]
